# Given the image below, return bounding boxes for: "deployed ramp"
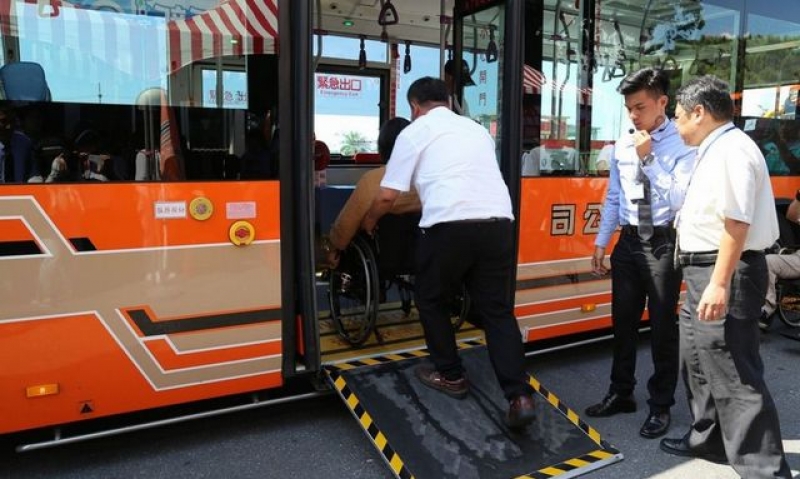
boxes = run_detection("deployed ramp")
[325,341,622,479]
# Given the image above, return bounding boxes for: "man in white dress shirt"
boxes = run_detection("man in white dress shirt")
[661,75,791,478]
[361,77,536,430]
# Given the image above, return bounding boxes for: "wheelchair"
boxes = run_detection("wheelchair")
[327,213,470,346]
[772,211,800,328]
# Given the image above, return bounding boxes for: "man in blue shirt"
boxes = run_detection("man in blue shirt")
[586,68,695,439]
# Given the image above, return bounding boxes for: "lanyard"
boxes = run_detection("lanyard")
[676,125,737,229]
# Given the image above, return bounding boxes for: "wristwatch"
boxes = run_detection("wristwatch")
[640,153,655,165]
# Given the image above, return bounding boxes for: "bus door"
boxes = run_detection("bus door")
[301,1,622,477]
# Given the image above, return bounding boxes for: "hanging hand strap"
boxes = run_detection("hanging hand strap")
[378,0,398,26]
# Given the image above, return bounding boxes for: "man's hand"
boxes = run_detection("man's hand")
[632,129,653,161]
[326,249,341,269]
[591,246,609,275]
[697,283,728,321]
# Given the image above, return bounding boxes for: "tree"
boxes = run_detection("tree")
[339,131,370,156]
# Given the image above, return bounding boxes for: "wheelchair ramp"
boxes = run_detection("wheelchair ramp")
[324,341,622,479]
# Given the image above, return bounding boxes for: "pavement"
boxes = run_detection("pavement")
[3,323,800,479]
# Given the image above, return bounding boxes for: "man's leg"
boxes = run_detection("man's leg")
[466,220,532,399]
[414,224,471,379]
[608,235,648,396]
[643,233,681,412]
[680,266,726,455]
[708,256,791,478]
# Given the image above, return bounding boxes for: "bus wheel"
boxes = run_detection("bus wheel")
[328,235,380,346]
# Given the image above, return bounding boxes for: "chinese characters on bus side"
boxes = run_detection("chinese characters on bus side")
[551,203,602,236]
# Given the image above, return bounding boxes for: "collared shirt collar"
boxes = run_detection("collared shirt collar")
[697,121,735,159]
[649,117,672,143]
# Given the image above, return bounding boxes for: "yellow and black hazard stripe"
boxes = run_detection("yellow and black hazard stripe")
[324,339,484,479]
[519,376,621,478]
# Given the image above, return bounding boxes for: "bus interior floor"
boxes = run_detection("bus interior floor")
[319,305,482,362]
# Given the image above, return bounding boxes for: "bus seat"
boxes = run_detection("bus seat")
[353,152,382,164]
[0,62,52,102]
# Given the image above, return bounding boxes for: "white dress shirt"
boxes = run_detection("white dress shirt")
[380,106,513,228]
[678,122,779,252]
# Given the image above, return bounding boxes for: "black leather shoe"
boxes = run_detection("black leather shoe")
[659,436,728,464]
[415,365,468,399]
[640,411,670,438]
[584,393,636,417]
[506,394,536,430]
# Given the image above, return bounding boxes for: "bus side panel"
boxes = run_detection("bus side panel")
[0,182,283,434]
[516,178,614,342]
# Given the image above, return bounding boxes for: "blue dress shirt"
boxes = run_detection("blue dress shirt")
[595,119,696,248]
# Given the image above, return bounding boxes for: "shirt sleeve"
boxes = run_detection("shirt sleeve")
[380,130,420,192]
[644,146,696,214]
[595,149,621,248]
[721,142,759,224]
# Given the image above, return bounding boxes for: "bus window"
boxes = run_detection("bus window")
[743,3,800,175]
[395,44,442,120]
[523,0,581,177]
[314,69,384,157]
[1,0,279,183]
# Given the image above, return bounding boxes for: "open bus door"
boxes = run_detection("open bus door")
[296,1,622,477]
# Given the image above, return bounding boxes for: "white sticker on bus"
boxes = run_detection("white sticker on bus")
[226,202,257,219]
[154,201,187,219]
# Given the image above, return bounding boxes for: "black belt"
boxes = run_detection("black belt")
[448,217,511,225]
[620,224,673,236]
[678,249,765,267]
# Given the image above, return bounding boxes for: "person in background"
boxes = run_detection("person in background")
[661,75,791,478]
[0,106,34,183]
[324,117,419,268]
[586,68,696,440]
[443,59,474,117]
[361,77,536,429]
[760,193,800,328]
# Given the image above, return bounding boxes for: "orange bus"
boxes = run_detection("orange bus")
[0,0,798,449]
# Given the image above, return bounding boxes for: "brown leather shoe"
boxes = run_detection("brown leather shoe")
[506,393,536,429]
[414,365,468,399]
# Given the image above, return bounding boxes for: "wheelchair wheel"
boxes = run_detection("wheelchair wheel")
[328,235,380,346]
[777,281,800,328]
[450,285,470,331]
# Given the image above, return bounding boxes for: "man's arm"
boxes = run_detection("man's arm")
[361,187,401,235]
[698,218,749,321]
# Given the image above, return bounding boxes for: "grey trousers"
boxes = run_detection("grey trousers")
[763,251,800,316]
[680,255,791,478]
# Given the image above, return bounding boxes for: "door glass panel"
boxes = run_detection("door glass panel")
[461,4,505,155]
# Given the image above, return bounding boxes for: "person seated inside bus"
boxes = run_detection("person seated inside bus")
[759,119,800,175]
[240,110,278,179]
[521,142,580,176]
[73,129,117,181]
[323,117,420,268]
[0,106,34,183]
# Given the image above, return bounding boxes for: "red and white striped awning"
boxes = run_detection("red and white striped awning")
[167,0,278,73]
[523,64,546,94]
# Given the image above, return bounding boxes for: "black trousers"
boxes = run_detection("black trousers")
[414,219,532,399]
[608,228,680,412]
[681,255,790,478]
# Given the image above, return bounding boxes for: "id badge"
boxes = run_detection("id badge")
[628,183,645,201]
